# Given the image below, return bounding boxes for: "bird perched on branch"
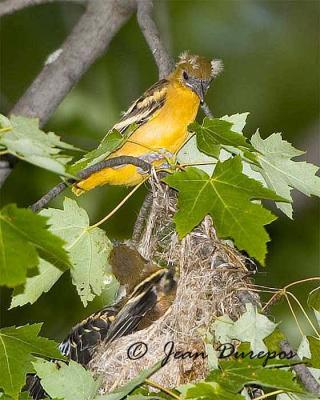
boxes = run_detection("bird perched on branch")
[26,245,176,399]
[73,52,223,194]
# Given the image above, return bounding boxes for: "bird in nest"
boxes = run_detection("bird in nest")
[25,245,177,399]
[72,52,223,194]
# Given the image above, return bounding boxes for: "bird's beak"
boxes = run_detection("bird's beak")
[189,79,207,104]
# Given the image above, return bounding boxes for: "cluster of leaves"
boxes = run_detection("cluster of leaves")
[0,115,80,177]
[1,298,319,399]
[170,113,320,264]
[0,199,113,307]
[1,113,320,398]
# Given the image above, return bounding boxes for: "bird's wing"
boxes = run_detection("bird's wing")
[105,270,167,343]
[113,78,169,135]
[59,305,118,365]
[69,79,169,176]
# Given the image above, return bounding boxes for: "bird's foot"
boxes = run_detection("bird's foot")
[137,149,174,173]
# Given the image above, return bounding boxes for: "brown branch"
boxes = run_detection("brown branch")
[0,0,85,18]
[280,339,320,395]
[30,155,151,212]
[201,102,214,118]
[131,0,174,241]
[10,0,136,125]
[136,0,173,79]
[0,0,136,188]
[136,0,214,118]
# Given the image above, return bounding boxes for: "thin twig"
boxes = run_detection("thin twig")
[287,291,320,338]
[253,390,284,400]
[31,155,151,212]
[261,277,320,312]
[280,340,320,395]
[89,178,147,229]
[136,0,173,78]
[133,0,174,241]
[145,378,180,400]
[284,293,305,337]
[0,0,136,187]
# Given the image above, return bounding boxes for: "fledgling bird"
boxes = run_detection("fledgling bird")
[73,52,223,194]
[26,245,176,399]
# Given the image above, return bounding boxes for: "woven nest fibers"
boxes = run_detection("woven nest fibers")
[90,178,260,391]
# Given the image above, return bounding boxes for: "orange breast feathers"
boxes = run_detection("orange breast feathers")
[74,81,200,192]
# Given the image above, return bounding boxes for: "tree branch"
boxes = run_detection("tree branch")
[136,0,214,118]
[0,0,136,188]
[136,0,173,79]
[0,0,85,18]
[10,0,136,125]
[201,102,214,118]
[30,155,151,212]
[280,339,320,395]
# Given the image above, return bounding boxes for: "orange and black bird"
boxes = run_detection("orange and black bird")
[73,52,223,194]
[26,245,176,399]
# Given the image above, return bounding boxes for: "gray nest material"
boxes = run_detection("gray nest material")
[90,176,260,391]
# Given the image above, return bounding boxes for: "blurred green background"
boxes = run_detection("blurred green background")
[0,0,319,346]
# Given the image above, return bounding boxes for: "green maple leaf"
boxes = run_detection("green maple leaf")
[68,124,137,175]
[251,131,320,218]
[264,328,287,353]
[190,117,252,158]
[33,359,100,400]
[308,336,320,369]
[0,114,80,176]
[10,259,63,308]
[68,129,124,175]
[0,324,62,398]
[179,382,244,400]
[221,113,249,134]
[213,304,277,353]
[207,356,304,394]
[0,205,70,287]
[177,135,218,175]
[41,198,113,306]
[164,156,285,264]
[177,113,250,177]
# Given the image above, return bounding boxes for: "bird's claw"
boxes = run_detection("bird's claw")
[137,149,174,173]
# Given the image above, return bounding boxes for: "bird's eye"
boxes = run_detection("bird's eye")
[183,71,189,80]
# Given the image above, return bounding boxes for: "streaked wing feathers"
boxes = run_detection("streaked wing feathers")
[59,305,118,365]
[113,79,168,134]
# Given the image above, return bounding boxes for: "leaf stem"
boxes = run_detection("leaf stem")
[0,127,12,133]
[221,144,260,167]
[89,178,147,230]
[284,277,320,290]
[254,389,284,400]
[179,161,218,168]
[261,277,320,312]
[287,291,320,338]
[144,378,180,399]
[285,293,305,337]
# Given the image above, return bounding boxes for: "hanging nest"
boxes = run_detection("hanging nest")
[89,175,260,391]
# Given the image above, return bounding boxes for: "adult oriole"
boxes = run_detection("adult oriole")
[73,52,223,194]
